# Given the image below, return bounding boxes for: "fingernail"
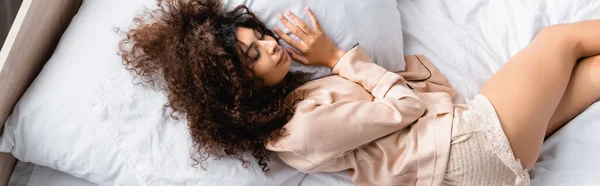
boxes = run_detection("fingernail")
[285,10,291,16]
[278,14,284,19]
[305,7,309,11]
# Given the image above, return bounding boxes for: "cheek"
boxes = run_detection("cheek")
[252,60,288,86]
[251,59,274,81]
[251,60,267,77]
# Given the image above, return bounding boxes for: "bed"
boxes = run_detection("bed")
[1,0,600,185]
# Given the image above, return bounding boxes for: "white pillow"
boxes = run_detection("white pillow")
[0,0,306,185]
[223,0,406,79]
[0,0,155,185]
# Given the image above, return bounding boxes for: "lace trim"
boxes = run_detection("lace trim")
[469,95,531,186]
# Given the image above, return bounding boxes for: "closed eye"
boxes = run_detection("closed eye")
[253,46,260,61]
[245,42,261,62]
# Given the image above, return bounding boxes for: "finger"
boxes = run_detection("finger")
[278,14,309,41]
[287,48,309,64]
[304,7,322,31]
[274,28,305,51]
[285,10,314,35]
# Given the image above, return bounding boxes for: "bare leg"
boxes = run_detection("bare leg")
[480,20,600,169]
[546,56,600,137]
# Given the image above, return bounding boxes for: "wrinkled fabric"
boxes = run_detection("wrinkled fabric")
[266,47,456,186]
[444,95,530,186]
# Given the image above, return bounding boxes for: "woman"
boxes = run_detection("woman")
[119,0,600,185]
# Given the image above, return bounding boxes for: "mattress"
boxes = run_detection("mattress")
[7,0,600,185]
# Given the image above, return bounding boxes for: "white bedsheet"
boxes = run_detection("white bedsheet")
[400,0,600,102]
[397,1,600,186]
[8,1,600,185]
[90,0,600,185]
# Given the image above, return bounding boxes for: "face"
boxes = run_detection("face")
[236,27,291,87]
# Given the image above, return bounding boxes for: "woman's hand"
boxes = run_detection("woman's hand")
[274,7,346,69]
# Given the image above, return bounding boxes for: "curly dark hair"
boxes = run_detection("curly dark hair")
[118,0,307,172]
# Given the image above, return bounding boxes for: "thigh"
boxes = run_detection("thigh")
[546,55,600,137]
[479,30,579,169]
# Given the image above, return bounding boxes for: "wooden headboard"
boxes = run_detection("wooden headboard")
[0,0,82,185]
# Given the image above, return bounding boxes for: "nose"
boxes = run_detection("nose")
[259,40,279,55]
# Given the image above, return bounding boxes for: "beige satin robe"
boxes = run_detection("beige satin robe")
[267,46,457,186]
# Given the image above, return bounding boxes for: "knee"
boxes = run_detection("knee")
[536,24,583,57]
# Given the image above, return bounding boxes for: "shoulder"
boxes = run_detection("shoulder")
[291,75,368,103]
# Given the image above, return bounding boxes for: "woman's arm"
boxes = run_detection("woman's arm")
[266,46,426,173]
[331,46,416,100]
[274,8,418,101]
[267,8,427,172]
